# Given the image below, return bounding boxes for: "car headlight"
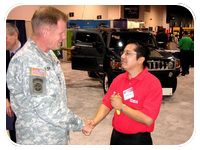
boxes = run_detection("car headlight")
[168,61,174,69]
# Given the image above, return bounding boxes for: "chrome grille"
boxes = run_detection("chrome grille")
[147,60,175,70]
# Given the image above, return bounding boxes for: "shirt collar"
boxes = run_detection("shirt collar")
[9,42,21,54]
[123,67,148,81]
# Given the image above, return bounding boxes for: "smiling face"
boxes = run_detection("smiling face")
[45,19,67,50]
[121,43,145,71]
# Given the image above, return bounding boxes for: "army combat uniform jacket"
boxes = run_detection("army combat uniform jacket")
[7,38,84,145]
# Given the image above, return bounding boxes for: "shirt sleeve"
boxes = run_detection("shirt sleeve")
[140,79,162,121]
[7,57,84,131]
[178,38,183,48]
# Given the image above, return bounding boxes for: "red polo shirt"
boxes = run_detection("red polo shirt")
[102,67,162,134]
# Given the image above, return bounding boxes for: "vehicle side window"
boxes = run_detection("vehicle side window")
[102,32,108,45]
[75,32,100,45]
[147,35,156,47]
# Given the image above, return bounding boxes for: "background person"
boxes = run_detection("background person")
[189,31,194,67]
[6,23,21,142]
[7,6,92,145]
[89,42,162,145]
[178,31,193,76]
[53,45,75,59]
[156,29,168,49]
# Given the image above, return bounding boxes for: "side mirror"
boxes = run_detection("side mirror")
[93,42,102,48]
[107,48,121,59]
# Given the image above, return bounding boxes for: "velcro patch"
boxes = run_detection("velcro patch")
[30,68,46,77]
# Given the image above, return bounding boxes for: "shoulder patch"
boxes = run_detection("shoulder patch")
[30,68,46,77]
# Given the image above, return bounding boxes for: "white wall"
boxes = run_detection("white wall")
[143,5,169,29]
[108,5,121,20]
[7,5,170,39]
[7,5,168,29]
[7,5,40,21]
[7,5,120,21]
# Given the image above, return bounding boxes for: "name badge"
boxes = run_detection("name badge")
[123,87,134,100]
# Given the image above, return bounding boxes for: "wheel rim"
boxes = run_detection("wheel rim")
[104,74,109,92]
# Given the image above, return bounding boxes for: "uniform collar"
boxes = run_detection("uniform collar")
[29,38,53,64]
[123,67,148,81]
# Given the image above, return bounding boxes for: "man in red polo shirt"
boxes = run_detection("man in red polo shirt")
[90,42,162,145]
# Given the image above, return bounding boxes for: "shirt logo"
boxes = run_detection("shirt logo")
[130,99,138,104]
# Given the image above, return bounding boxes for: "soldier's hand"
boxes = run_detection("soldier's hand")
[82,118,93,136]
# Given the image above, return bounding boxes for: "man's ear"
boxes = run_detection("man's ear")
[41,27,49,37]
[13,32,18,39]
[138,57,145,65]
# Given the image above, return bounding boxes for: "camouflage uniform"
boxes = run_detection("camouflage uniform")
[7,38,84,145]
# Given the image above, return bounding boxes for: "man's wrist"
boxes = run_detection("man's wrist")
[120,104,126,112]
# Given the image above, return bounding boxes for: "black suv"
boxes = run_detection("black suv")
[71,28,180,95]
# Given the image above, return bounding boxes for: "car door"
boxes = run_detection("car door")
[71,29,106,72]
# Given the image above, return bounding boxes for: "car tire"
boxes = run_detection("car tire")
[87,71,97,78]
[103,72,110,94]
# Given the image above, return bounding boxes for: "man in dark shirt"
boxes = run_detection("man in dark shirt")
[6,23,21,142]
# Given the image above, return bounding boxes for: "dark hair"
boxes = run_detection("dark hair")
[31,6,68,34]
[127,41,150,68]
[183,31,188,35]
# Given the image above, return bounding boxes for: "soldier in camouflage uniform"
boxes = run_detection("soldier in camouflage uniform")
[6,6,92,145]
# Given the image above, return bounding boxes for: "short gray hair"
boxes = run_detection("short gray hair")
[31,6,68,34]
[6,23,19,36]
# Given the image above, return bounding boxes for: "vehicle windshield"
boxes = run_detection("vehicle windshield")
[110,32,157,50]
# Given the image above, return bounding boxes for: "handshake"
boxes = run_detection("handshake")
[81,93,123,136]
[82,119,95,136]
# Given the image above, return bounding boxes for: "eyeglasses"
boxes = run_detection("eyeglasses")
[120,50,137,56]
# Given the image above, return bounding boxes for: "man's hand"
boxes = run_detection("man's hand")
[6,98,14,117]
[110,94,123,110]
[70,46,76,50]
[82,119,94,136]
